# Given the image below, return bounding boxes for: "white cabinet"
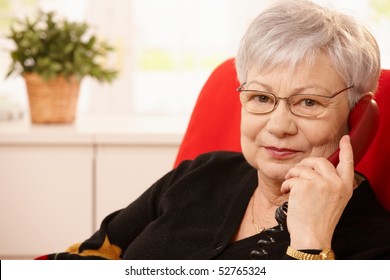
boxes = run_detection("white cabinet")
[95,144,178,227]
[0,116,184,259]
[0,145,94,258]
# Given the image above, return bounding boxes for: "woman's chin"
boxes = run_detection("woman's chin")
[244,149,299,182]
[258,162,293,183]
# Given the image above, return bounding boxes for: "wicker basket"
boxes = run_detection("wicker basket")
[23,73,80,124]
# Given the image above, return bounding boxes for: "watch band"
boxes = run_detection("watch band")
[286,246,335,260]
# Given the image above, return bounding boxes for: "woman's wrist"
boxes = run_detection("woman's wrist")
[290,232,332,250]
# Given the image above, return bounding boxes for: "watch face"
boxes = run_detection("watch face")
[320,249,335,260]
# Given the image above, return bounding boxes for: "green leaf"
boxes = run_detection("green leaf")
[5,10,118,84]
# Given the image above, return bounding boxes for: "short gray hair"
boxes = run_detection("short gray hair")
[235,0,381,106]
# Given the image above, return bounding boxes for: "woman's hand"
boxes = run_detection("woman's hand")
[280,135,355,250]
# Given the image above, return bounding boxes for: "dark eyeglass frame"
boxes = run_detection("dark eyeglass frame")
[237,83,354,118]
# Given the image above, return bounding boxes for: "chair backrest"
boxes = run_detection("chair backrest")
[174,59,241,166]
[175,58,390,211]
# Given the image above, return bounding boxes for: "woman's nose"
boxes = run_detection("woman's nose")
[265,100,298,137]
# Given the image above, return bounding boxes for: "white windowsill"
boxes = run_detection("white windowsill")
[0,114,188,145]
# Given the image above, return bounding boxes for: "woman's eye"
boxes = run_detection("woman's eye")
[254,95,271,103]
[293,96,324,107]
[303,99,317,107]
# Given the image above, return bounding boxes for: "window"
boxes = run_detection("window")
[1,0,389,121]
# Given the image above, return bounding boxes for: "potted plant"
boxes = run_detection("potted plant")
[6,10,118,123]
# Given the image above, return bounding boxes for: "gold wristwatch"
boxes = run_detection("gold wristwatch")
[286,246,335,260]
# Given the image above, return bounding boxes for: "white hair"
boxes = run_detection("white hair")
[235,0,381,106]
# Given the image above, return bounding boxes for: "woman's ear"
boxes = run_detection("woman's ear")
[361,92,374,99]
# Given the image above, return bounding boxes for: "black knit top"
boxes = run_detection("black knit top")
[48,152,390,260]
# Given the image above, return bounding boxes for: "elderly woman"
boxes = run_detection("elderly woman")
[44,0,390,260]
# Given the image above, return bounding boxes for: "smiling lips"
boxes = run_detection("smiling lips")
[264,146,300,159]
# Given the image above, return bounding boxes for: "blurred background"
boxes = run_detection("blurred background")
[0,0,389,260]
[0,0,389,120]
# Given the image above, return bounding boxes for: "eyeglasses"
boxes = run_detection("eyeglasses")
[237,83,354,118]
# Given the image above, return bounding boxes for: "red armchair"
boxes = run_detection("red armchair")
[175,58,390,211]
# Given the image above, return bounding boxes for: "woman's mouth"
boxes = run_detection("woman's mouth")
[264,146,300,159]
